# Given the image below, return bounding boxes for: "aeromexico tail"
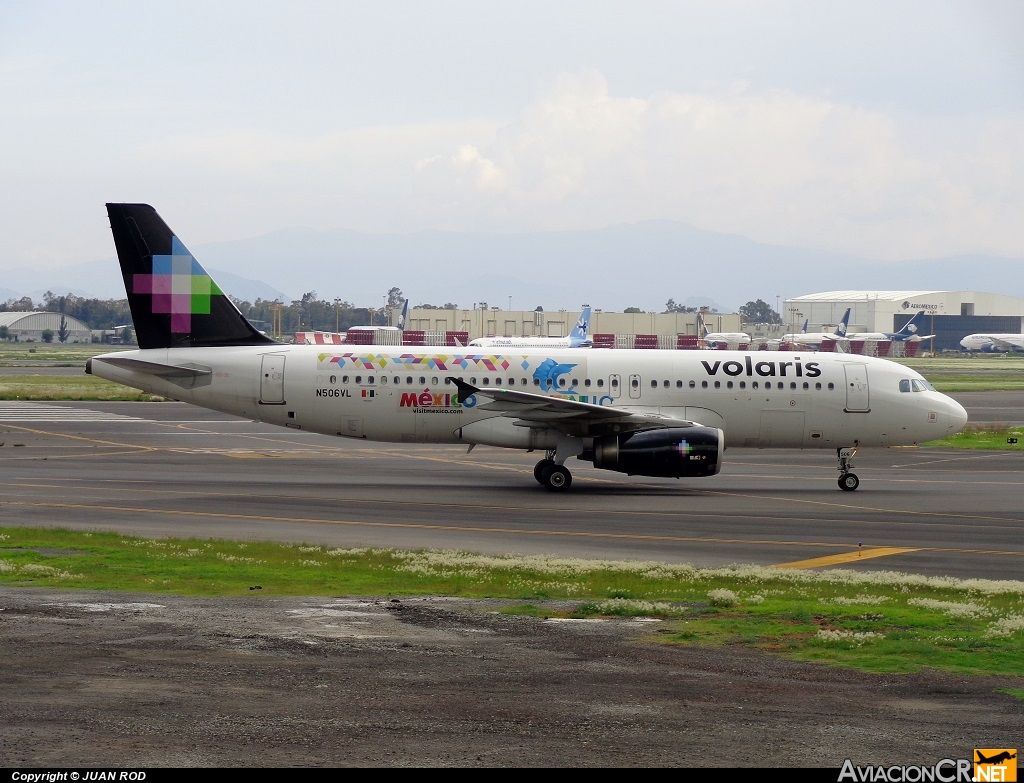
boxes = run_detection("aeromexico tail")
[853,311,935,342]
[89,204,968,492]
[781,308,851,348]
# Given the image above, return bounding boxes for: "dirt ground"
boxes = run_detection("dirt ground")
[0,587,1021,768]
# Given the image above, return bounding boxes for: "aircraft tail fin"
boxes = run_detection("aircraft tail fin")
[106,204,276,350]
[569,306,592,346]
[697,312,709,339]
[801,318,808,333]
[397,299,409,331]
[894,310,926,339]
[834,308,851,337]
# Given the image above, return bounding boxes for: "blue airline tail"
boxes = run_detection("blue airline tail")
[568,306,593,347]
[833,308,851,338]
[892,310,926,340]
[397,299,409,331]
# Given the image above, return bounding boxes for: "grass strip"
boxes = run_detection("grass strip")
[2,526,1022,677]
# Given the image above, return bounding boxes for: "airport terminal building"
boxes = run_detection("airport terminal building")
[301,293,1021,352]
[783,291,1024,352]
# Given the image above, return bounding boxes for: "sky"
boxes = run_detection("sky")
[2,0,1024,280]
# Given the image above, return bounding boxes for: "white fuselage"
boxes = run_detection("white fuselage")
[90,345,966,451]
[703,332,751,348]
[468,336,587,349]
[849,331,927,342]
[780,333,847,348]
[960,334,1024,352]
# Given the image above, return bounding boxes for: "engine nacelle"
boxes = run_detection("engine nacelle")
[590,427,723,478]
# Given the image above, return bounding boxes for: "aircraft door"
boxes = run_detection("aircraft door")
[844,364,870,412]
[628,374,642,399]
[260,354,286,404]
[609,374,621,399]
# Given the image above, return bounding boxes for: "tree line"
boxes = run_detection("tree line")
[0,289,412,337]
[1,288,783,339]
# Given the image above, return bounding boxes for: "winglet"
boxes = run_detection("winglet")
[447,376,479,404]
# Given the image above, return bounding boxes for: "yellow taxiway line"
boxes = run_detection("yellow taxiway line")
[774,547,920,569]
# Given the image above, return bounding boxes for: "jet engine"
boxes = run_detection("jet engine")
[589,427,723,478]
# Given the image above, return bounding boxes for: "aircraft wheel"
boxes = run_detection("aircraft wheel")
[838,473,860,491]
[542,464,572,492]
[534,459,554,484]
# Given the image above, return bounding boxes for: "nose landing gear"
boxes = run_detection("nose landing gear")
[837,442,860,491]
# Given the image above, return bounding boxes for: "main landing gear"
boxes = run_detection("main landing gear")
[533,452,572,492]
[837,442,860,491]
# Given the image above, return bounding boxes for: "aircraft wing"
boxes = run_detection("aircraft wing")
[447,378,697,437]
[984,335,1016,350]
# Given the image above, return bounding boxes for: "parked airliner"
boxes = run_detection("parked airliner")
[780,308,851,349]
[960,333,1024,352]
[697,312,751,349]
[88,205,967,492]
[469,306,592,348]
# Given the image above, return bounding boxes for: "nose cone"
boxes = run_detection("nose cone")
[946,395,969,435]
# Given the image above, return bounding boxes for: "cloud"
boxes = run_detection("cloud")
[405,70,1024,260]
[4,67,1023,268]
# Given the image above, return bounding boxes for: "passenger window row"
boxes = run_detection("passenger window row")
[319,375,836,391]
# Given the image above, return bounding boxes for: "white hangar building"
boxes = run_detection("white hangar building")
[0,311,93,343]
[783,291,1024,352]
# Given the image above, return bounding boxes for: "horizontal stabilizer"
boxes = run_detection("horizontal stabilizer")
[88,356,213,389]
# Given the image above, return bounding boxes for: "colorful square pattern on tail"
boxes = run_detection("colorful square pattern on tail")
[132,236,222,333]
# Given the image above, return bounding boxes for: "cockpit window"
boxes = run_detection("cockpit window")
[899,379,911,393]
[911,379,932,392]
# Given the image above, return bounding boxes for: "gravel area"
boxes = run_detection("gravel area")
[0,588,1021,767]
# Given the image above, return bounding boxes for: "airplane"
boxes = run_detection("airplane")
[779,308,851,350]
[88,204,968,493]
[975,751,1016,765]
[468,306,592,348]
[697,312,751,349]
[959,332,1024,352]
[849,311,934,343]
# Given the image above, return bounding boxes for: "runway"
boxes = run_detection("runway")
[2,400,1022,581]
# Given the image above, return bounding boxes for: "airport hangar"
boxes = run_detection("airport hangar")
[0,311,92,343]
[783,291,1024,352]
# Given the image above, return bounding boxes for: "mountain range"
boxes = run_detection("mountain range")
[2,221,1019,313]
